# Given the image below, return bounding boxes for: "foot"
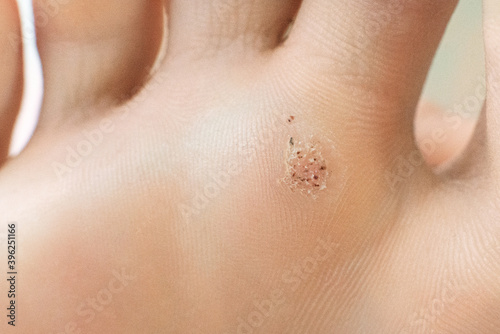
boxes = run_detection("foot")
[0,0,499,333]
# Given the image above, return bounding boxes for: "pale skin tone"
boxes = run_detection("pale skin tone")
[0,0,499,333]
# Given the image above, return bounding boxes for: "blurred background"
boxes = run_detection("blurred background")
[9,0,486,169]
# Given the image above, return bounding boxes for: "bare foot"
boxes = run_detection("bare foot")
[0,0,498,333]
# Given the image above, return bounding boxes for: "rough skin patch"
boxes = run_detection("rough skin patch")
[283,136,329,197]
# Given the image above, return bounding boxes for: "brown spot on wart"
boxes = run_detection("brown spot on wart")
[282,136,329,197]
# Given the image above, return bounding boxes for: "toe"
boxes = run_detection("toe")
[166,0,301,61]
[483,0,500,172]
[282,0,458,164]
[33,0,164,133]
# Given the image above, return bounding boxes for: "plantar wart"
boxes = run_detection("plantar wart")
[283,137,328,196]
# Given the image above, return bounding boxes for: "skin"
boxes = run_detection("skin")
[0,0,499,333]
[415,100,478,170]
